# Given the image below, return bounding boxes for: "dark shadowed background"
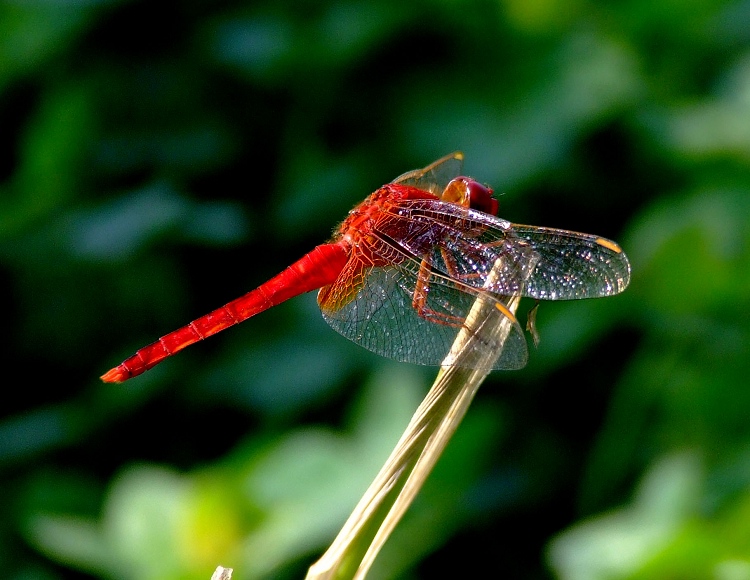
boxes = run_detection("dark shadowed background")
[1,0,749,578]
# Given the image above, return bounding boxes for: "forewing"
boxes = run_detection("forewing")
[385,200,631,300]
[392,152,464,195]
[509,225,631,299]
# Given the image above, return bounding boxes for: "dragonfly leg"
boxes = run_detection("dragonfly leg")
[525,300,541,347]
[412,257,466,327]
[439,246,483,283]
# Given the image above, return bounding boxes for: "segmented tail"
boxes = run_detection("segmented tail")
[101,243,348,382]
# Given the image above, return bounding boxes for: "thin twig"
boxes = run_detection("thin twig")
[307,253,533,580]
[211,566,233,580]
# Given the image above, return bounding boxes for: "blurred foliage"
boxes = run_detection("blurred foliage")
[0,0,749,578]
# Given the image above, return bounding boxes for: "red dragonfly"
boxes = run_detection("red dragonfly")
[101,153,630,383]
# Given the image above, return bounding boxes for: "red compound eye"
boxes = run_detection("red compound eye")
[464,178,498,215]
[442,177,499,215]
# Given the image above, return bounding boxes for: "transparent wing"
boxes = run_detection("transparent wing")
[317,174,629,370]
[320,262,529,370]
[391,152,464,195]
[381,199,631,300]
[509,224,631,299]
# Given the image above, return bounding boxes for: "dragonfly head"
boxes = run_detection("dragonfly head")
[442,177,499,216]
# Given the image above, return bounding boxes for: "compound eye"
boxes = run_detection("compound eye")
[465,179,498,215]
[442,177,498,215]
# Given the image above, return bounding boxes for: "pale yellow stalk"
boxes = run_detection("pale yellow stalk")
[306,253,532,580]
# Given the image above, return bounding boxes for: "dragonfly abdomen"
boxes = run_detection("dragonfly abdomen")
[101,243,349,383]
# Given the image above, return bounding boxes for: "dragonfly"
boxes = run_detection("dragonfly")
[101,152,630,383]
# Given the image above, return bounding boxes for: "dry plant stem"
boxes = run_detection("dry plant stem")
[307,255,528,580]
[210,566,232,580]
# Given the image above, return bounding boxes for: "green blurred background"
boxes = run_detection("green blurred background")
[1,0,749,578]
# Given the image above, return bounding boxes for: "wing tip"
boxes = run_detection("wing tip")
[595,237,623,253]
